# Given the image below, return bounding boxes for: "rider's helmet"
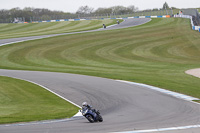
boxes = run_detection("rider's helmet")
[82,102,88,107]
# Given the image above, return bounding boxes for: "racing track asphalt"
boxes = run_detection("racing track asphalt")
[0,18,200,133]
[0,18,151,46]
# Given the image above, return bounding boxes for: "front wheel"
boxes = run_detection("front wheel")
[86,114,94,123]
[98,114,103,122]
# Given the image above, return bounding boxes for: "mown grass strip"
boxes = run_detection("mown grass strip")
[0,76,79,124]
[0,19,122,39]
[0,18,200,110]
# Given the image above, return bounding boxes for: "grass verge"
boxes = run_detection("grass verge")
[0,18,200,123]
[0,76,79,124]
[0,19,123,39]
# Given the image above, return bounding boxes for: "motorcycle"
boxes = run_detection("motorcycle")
[80,108,103,123]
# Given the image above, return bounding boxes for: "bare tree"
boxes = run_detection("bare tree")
[128,5,138,12]
[95,7,112,15]
[163,2,170,9]
[76,6,94,14]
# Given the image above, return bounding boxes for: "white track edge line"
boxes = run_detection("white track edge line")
[16,77,81,108]
[112,124,200,133]
[114,80,200,132]
[116,80,199,102]
[0,76,82,127]
[0,22,121,47]
[0,18,151,47]
[0,36,52,46]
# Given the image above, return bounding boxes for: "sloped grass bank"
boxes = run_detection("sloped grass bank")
[0,19,122,39]
[0,18,200,102]
[0,76,79,124]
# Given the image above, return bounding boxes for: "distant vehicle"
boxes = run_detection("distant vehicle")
[103,24,106,28]
[80,108,103,123]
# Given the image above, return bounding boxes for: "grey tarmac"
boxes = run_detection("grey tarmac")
[0,18,151,46]
[0,18,200,133]
[0,70,200,133]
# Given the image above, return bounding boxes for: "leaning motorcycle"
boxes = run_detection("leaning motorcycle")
[80,108,103,123]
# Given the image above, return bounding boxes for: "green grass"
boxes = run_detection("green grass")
[0,19,123,124]
[0,19,123,39]
[0,18,200,123]
[0,76,79,124]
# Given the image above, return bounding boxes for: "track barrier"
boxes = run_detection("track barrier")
[20,14,200,34]
[174,14,200,33]
[31,15,171,23]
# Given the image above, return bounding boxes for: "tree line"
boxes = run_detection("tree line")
[76,5,138,15]
[0,7,72,23]
[0,2,172,23]
[0,5,138,23]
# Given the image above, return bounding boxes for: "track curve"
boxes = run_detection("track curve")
[1,18,200,133]
[0,70,200,133]
[0,18,151,46]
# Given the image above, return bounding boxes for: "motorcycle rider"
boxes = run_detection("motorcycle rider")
[103,24,106,28]
[82,102,96,113]
[81,102,103,122]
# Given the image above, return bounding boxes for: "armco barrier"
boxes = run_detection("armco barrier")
[31,15,171,23]
[174,14,200,33]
